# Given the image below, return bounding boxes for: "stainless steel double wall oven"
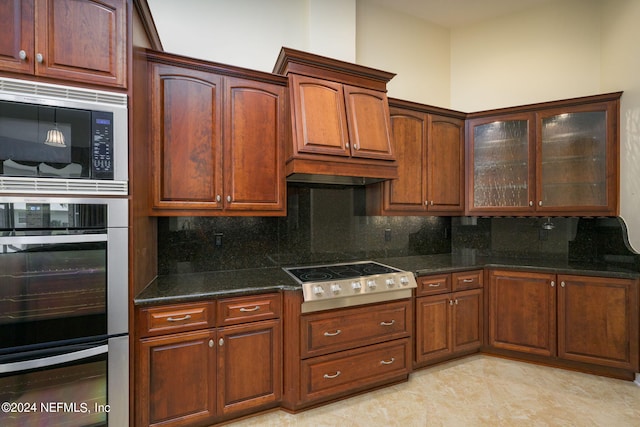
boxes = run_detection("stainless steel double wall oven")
[0,78,129,427]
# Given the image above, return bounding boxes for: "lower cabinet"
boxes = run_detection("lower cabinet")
[136,294,282,427]
[282,295,413,411]
[138,330,217,427]
[415,270,483,367]
[217,320,282,417]
[488,270,639,372]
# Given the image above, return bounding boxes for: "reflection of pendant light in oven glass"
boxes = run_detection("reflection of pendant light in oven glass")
[44,108,66,147]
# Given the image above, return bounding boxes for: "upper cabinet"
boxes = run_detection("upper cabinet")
[274,47,398,183]
[0,0,128,89]
[145,51,287,216]
[466,92,621,216]
[368,99,465,215]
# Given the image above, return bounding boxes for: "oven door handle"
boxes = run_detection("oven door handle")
[0,344,108,374]
[0,233,107,245]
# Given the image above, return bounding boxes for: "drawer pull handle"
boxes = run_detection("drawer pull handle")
[239,306,261,312]
[462,278,475,283]
[323,371,341,379]
[380,320,395,326]
[428,283,441,287]
[166,314,192,322]
[324,329,342,337]
[380,358,395,365]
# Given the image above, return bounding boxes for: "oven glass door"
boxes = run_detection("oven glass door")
[0,233,107,354]
[0,336,128,427]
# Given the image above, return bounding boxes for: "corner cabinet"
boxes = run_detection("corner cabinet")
[367,100,465,215]
[467,92,621,216]
[487,269,639,373]
[0,0,128,89]
[147,51,287,216]
[136,293,282,427]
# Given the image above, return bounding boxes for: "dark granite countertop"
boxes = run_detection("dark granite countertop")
[134,267,300,306]
[135,254,640,306]
[377,254,640,279]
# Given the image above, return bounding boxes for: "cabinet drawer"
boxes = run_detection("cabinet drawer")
[217,293,281,326]
[301,300,411,358]
[417,274,451,296]
[452,270,483,291]
[138,301,215,338]
[301,339,410,402]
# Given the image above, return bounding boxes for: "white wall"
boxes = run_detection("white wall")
[601,0,640,253]
[450,0,602,112]
[148,0,357,72]
[355,1,451,107]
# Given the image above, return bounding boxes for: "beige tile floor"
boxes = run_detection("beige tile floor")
[223,355,640,426]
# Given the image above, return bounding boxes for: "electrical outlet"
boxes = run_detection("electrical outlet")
[214,233,223,247]
[384,228,392,242]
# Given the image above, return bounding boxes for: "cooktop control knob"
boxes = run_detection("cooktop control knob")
[330,284,342,295]
[312,285,325,297]
[399,276,409,286]
[366,279,377,290]
[351,281,362,292]
[385,278,396,288]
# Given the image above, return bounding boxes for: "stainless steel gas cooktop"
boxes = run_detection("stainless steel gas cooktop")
[283,261,417,313]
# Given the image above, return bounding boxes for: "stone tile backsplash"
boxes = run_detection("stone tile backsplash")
[158,186,640,274]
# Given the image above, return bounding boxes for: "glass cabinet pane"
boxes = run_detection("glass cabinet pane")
[540,111,607,207]
[473,120,529,208]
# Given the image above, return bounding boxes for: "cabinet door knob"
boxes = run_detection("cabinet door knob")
[219,338,224,346]
[19,50,27,60]
[208,339,214,348]
[36,53,43,63]
[449,299,454,305]
[529,201,533,207]
[353,143,359,150]
[226,195,231,202]
[561,281,566,287]
[538,201,543,206]
[551,281,555,287]
[216,195,221,202]
[345,142,350,148]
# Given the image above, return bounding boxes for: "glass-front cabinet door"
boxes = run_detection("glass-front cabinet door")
[537,102,616,214]
[467,113,535,214]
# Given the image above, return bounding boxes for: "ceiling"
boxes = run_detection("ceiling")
[366,0,558,28]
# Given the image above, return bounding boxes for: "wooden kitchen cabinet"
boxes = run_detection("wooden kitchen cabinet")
[282,292,412,411]
[488,269,639,372]
[0,0,128,89]
[136,293,283,426]
[368,100,465,215]
[273,47,398,182]
[138,329,217,427]
[289,74,393,159]
[217,319,282,417]
[558,275,638,370]
[147,51,287,216]
[487,269,556,357]
[466,92,621,216]
[415,270,483,367]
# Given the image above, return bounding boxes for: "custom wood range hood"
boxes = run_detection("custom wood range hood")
[273,47,399,185]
